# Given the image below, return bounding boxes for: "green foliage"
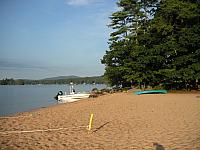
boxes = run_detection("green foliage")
[102,0,200,90]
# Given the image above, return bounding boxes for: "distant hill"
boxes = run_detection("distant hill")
[0,75,105,85]
[42,75,80,80]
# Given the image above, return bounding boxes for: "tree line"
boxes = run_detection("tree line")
[0,76,105,85]
[101,0,200,90]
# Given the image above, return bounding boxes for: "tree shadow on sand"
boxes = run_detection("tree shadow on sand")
[153,143,165,150]
[92,122,110,133]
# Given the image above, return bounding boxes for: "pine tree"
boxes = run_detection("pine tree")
[149,0,200,89]
[102,0,200,90]
[102,0,158,87]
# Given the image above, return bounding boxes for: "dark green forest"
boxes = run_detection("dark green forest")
[101,0,200,90]
[0,76,105,85]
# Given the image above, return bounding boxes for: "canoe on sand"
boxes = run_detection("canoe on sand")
[135,90,167,95]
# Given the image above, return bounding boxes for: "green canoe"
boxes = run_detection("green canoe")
[135,90,167,95]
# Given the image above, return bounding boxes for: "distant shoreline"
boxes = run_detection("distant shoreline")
[0,76,105,85]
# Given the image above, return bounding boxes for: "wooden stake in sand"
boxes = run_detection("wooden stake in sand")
[87,113,94,131]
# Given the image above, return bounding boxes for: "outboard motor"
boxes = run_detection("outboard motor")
[54,91,63,100]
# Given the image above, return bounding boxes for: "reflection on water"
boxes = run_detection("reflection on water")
[0,84,106,116]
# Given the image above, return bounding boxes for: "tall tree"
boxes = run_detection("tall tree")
[102,0,200,89]
[102,0,135,86]
[148,0,200,89]
[102,0,158,87]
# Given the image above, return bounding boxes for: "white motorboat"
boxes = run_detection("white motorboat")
[56,83,90,103]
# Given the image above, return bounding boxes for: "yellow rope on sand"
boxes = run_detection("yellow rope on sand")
[0,114,32,119]
[0,126,86,135]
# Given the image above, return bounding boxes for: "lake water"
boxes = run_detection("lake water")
[0,84,106,116]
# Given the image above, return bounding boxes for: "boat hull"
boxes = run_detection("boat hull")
[58,93,90,102]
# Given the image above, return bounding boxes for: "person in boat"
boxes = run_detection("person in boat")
[72,89,76,93]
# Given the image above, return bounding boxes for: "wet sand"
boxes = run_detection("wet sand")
[0,92,200,149]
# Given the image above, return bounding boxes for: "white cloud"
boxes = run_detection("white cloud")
[66,0,94,6]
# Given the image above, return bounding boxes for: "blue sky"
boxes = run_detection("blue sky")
[0,0,117,79]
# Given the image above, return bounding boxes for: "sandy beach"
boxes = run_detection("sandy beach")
[0,92,200,149]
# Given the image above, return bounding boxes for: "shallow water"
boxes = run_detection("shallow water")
[0,84,106,116]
